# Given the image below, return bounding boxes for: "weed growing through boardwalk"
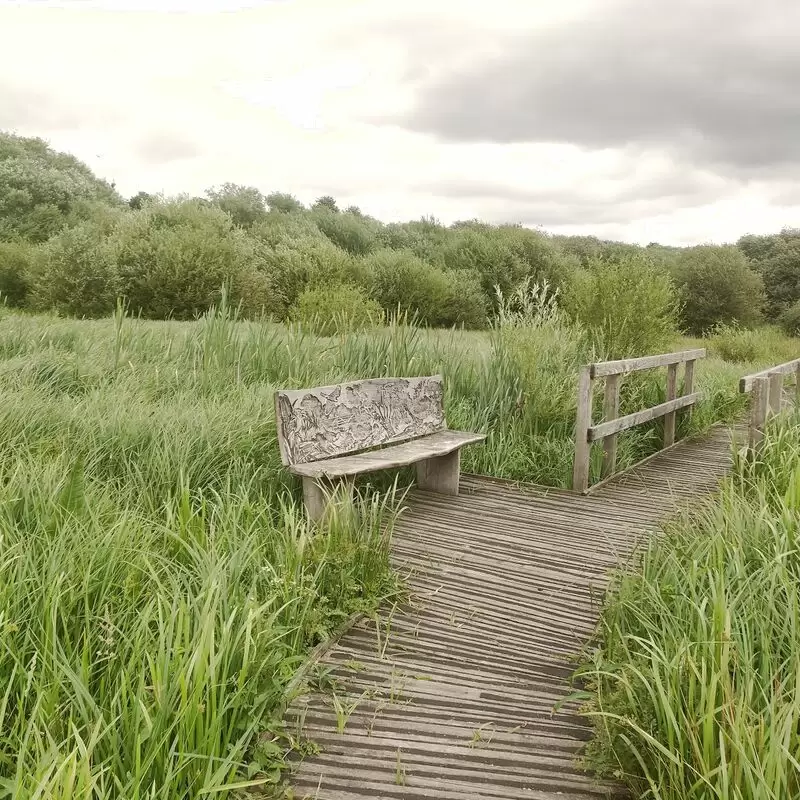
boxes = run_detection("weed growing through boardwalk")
[578,412,800,798]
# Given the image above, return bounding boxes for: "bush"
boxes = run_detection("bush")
[313,209,378,256]
[289,284,382,336]
[255,237,366,318]
[32,222,121,317]
[113,198,255,319]
[708,323,761,362]
[205,183,267,228]
[564,255,679,359]
[0,240,33,307]
[673,245,764,334]
[366,249,488,328]
[780,300,800,337]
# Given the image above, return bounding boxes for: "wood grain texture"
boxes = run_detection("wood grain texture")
[275,376,446,465]
[601,374,620,479]
[740,358,800,393]
[590,348,706,378]
[288,430,485,479]
[285,425,742,799]
[663,363,678,447]
[588,392,700,442]
[571,366,593,493]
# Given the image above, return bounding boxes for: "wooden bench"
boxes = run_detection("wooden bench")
[275,375,485,520]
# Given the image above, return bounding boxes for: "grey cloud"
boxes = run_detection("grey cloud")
[420,173,733,227]
[0,80,120,132]
[134,132,200,165]
[395,0,800,173]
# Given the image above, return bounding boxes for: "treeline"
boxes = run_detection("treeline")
[1,131,799,338]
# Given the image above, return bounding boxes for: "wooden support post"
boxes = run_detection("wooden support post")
[664,363,678,447]
[572,366,593,493]
[769,371,783,416]
[416,449,460,495]
[796,363,800,409]
[749,376,769,452]
[601,374,620,479]
[683,359,696,425]
[302,477,326,522]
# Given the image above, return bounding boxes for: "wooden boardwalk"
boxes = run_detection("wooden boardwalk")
[286,426,738,799]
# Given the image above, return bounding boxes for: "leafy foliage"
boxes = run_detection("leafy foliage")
[565,254,679,359]
[289,284,383,336]
[672,244,764,334]
[206,182,267,228]
[0,132,122,242]
[0,240,33,307]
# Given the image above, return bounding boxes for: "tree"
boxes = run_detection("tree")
[311,195,339,213]
[673,245,764,334]
[265,192,303,214]
[205,183,266,228]
[0,131,122,243]
[128,191,152,210]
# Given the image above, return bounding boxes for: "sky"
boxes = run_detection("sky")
[1,0,798,245]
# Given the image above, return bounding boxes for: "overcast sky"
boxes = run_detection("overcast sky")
[1,0,798,244]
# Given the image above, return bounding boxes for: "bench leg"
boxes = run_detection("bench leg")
[302,477,355,522]
[302,477,326,522]
[416,449,460,495]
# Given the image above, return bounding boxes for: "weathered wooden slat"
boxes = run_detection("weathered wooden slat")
[590,348,706,378]
[740,357,800,393]
[663,362,678,447]
[287,427,737,800]
[571,366,593,493]
[749,376,769,450]
[288,430,485,478]
[588,392,700,441]
[601,374,620,479]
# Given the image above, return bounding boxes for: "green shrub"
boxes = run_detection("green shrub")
[709,323,761,362]
[205,183,267,228]
[0,240,33,307]
[113,198,254,319]
[780,300,800,336]
[313,208,378,255]
[366,249,487,328]
[289,284,382,336]
[564,255,679,359]
[31,222,121,317]
[673,245,764,334]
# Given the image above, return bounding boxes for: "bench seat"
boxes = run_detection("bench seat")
[288,429,486,479]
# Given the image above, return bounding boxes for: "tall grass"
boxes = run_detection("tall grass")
[0,300,793,797]
[577,413,800,799]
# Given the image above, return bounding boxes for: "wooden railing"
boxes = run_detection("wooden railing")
[740,358,800,450]
[572,348,706,492]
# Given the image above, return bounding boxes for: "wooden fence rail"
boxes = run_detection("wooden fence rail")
[740,358,800,450]
[572,348,706,493]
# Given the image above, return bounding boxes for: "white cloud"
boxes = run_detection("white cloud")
[0,0,796,244]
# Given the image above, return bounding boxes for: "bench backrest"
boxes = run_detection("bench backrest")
[275,375,446,465]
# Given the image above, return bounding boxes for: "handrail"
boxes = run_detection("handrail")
[572,348,706,493]
[591,348,706,378]
[739,358,800,450]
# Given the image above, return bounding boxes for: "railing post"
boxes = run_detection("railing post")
[769,371,783,416]
[796,363,800,408]
[601,374,620,479]
[664,363,678,447]
[684,359,696,424]
[749,376,769,452]
[572,366,593,493]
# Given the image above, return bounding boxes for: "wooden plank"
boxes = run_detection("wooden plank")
[749,376,769,450]
[587,392,700,442]
[663,363,678,447]
[740,357,800,393]
[288,429,737,800]
[289,430,485,478]
[275,375,445,465]
[600,374,620,479]
[769,371,783,415]
[590,348,706,378]
[417,449,460,495]
[571,366,593,493]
